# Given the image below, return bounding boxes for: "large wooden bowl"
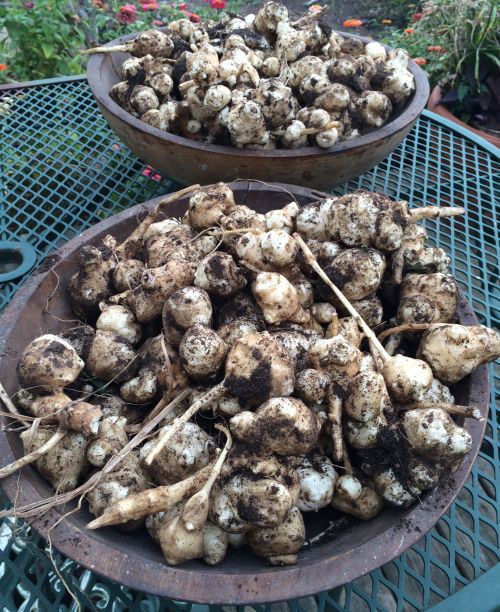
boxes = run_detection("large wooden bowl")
[87,35,430,189]
[0,182,488,604]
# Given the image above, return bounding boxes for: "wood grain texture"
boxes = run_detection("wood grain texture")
[0,182,489,605]
[86,35,430,189]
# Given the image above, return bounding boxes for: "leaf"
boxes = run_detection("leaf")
[484,52,500,70]
[457,81,470,103]
[40,42,54,59]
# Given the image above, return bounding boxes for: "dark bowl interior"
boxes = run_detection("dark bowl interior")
[87,34,430,189]
[0,182,488,604]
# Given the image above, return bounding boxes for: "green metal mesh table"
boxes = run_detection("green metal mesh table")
[0,76,498,611]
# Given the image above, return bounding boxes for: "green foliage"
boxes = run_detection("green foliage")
[350,0,413,35]
[0,1,85,82]
[382,0,499,91]
[0,0,247,83]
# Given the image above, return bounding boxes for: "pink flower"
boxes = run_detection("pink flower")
[178,3,186,9]
[210,0,225,8]
[116,4,136,24]
[412,12,423,21]
[153,19,163,25]
[23,1,34,8]
[141,2,159,11]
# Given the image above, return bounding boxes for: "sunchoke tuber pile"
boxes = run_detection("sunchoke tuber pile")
[85,2,417,149]
[3,182,499,569]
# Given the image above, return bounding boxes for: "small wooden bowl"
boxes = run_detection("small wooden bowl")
[87,36,430,189]
[0,182,488,604]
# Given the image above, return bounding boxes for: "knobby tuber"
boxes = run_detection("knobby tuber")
[86,3,418,150]
[4,181,496,571]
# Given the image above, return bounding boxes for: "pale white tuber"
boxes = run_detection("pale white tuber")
[417,324,500,383]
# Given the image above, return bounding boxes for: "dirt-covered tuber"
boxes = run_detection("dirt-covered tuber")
[17,335,84,393]
[95,3,417,149]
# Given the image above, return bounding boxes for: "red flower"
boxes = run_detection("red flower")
[178,2,186,8]
[210,0,225,8]
[141,2,158,11]
[182,9,200,22]
[412,12,423,21]
[413,57,427,65]
[116,4,136,24]
[0,63,7,71]
[343,19,363,27]
[404,28,414,34]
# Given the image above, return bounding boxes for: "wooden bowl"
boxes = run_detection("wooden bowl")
[87,36,430,190]
[0,182,488,604]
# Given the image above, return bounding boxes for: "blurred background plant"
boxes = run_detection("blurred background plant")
[0,0,85,82]
[382,0,499,135]
[0,0,240,83]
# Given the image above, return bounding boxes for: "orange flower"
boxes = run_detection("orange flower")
[343,19,363,27]
[427,45,444,52]
[404,28,414,33]
[381,19,392,24]
[308,4,322,12]
[0,64,7,70]
[413,57,427,65]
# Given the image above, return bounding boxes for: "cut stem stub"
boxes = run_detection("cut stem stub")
[400,402,484,421]
[410,206,465,222]
[378,322,443,341]
[81,44,131,55]
[327,389,343,464]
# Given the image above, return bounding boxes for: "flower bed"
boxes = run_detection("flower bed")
[0,0,241,83]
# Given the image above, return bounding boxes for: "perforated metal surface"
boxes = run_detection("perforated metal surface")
[0,77,498,611]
